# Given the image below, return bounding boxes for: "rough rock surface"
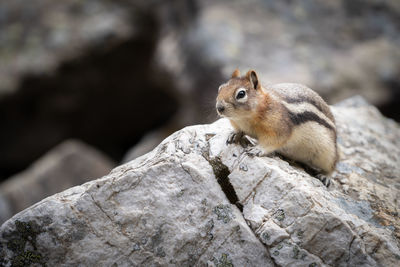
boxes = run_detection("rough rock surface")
[0,97,399,266]
[0,140,114,225]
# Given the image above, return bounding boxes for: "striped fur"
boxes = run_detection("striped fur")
[287,110,334,131]
[216,70,338,174]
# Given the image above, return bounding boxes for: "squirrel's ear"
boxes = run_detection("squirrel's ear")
[231,68,240,78]
[246,70,260,90]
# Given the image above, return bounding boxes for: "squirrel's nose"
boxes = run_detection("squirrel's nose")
[216,103,225,113]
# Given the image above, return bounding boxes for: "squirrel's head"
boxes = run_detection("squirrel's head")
[216,69,262,118]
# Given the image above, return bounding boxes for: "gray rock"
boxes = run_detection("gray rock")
[0,194,12,226]
[0,0,133,96]
[122,128,173,164]
[0,98,399,266]
[0,133,272,266]
[0,140,114,225]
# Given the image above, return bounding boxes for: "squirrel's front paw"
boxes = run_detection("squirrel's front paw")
[316,174,331,187]
[246,147,264,157]
[227,132,256,148]
[226,131,244,145]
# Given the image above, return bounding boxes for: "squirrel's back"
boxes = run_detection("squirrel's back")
[266,83,338,174]
[267,83,335,123]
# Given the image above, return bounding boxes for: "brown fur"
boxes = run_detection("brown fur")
[231,68,241,78]
[216,69,338,174]
[217,70,291,143]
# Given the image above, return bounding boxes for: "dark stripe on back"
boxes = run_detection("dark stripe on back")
[284,96,323,113]
[287,110,334,131]
[284,96,334,122]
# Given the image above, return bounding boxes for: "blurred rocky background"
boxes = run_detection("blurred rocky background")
[0,0,399,223]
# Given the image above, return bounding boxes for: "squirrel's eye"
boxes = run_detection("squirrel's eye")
[236,90,246,100]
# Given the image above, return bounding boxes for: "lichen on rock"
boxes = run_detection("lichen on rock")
[4,220,46,267]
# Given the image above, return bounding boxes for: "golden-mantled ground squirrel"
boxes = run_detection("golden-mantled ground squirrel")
[216,69,338,186]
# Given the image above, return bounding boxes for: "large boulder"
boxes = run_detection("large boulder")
[0,140,114,225]
[1,97,399,266]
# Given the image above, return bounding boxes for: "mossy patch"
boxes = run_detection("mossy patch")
[213,253,233,267]
[297,230,304,238]
[275,209,285,222]
[292,245,300,259]
[213,204,235,223]
[5,220,47,267]
[261,232,270,241]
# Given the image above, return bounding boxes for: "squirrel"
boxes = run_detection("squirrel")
[216,69,338,186]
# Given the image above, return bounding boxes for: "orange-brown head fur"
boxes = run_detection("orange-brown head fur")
[216,69,266,119]
[216,69,291,142]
